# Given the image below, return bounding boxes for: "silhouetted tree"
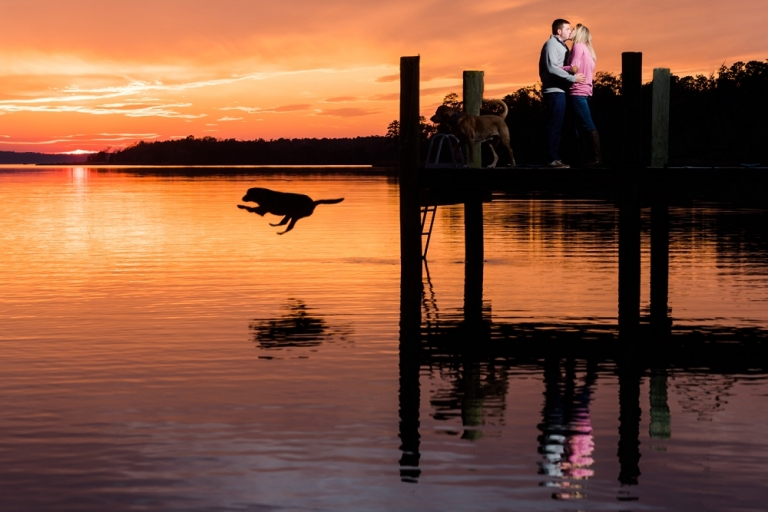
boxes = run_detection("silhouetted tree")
[442,92,462,110]
[386,120,400,139]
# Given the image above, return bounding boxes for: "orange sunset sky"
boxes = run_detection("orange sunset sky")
[0,0,765,154]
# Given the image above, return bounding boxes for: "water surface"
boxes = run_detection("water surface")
[1,166,767,511]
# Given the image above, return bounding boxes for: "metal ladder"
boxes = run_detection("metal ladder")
[421,204,437,259]
[424,133,464,169]
[420,133,464,260]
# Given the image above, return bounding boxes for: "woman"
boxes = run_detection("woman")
[564,24,602,167]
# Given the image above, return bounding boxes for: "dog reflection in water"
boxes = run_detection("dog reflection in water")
[238,187,344,234]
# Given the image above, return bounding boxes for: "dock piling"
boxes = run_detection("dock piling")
[650,197,670,334]
[618,53,643,339]
[651,68,671,168]
[398,55,422,483]
[621,52,643,169]
[399,56,423,282]
[464,195,484,324]
[463,71,484,168]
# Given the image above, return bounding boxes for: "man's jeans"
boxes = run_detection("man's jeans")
[544,92,566,162]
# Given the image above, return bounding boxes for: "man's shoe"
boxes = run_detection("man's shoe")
[547,159,570,169]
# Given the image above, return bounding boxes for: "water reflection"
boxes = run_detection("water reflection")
[649,369,671,442]
[537,358,597,497]
[250,299,352,353]
[399,192,768,504]
[430,356,509,441]
[406,277,768,495]
[238,186,344,234]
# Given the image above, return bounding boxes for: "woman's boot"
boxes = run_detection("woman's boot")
[586,129,603,167]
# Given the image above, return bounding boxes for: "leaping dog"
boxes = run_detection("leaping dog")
[238,187,344,234]
[430,99,516,168]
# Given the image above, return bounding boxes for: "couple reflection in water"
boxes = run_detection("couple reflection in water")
[537,358,596,499]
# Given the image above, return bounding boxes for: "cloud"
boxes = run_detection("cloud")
[270,103,312,113]
[97,133,159,137]
[217,116,243,121]
[220,103,313,114]
[368,92,399,101]
[58,149,95,155]
[0,102,205,118]
[375,74,399,83]
[322,96,359,103]
[315,108,381,117]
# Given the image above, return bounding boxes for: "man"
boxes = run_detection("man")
[539,19,585,168]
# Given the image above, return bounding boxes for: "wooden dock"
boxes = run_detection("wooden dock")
[419,166,768,204]
[396,54,768,484]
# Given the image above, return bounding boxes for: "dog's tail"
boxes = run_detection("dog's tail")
[485,99,508,119]
[314,198,345,205]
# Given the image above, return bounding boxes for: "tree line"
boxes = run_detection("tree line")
[87,136,400,166]
[87,59,767,167]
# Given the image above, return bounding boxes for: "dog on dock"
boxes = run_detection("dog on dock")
[238,187,344,234]
[430,99,515,168]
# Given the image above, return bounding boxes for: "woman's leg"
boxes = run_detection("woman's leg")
[570,96,602,166]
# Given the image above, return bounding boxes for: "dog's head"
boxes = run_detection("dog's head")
[430,105,459,125]
[242,187,269,203]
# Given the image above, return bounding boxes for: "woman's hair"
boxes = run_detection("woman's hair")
[572,24,596,61]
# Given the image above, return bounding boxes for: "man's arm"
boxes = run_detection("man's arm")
[545,42,576,83]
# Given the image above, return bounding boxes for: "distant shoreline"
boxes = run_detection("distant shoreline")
[1,164,400,176]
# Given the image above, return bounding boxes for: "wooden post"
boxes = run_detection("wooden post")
[618,197,641,338]
[400,56,422,281]
[621,53,643,169]
[650,200,670,334]
[463,71,484,168]
[464,195,484,325]
[651,68,671,168]
[398,55,422,483]
[618,52,642,340]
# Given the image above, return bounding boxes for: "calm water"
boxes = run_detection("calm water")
[1,166,767,511]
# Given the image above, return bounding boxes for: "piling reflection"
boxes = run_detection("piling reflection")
[649,370,671,441]
[398,240,423,482]
[429,352,509,441]
[250,299,351,353]
[238,187,344,234]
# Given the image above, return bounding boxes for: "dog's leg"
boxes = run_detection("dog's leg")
[277,217,299,235]
[238,204,268,216]
[487,143,499,168]
[269,215,290,227]
[506,144,516,168]
[500,132,516,168]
